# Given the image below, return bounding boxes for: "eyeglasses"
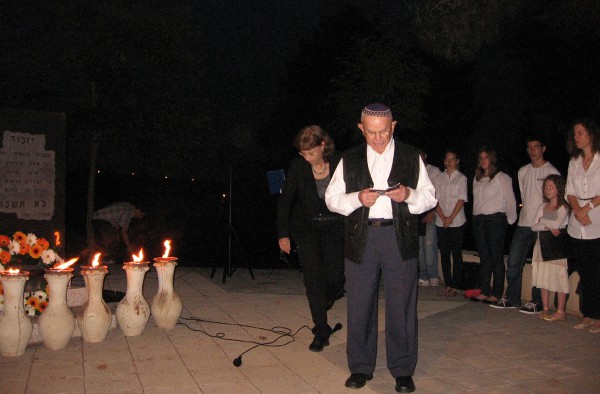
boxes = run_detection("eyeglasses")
[299,146,322,158]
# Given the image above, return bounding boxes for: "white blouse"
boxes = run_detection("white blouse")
[566,153,600,239]
[434,170,468,227]
[531,204,568,232]
[472,171,517,224]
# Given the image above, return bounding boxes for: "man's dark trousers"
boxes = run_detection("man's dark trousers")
[345,225,418,378]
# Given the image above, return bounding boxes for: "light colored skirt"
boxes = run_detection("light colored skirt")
[531,239,569,293]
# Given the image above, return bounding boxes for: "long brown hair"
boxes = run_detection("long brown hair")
[542,174,569,210]
[475,147,498,181]
[567,118,600,158]
[294,125,335,161]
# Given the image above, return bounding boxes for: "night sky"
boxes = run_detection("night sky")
[2,1,600,261]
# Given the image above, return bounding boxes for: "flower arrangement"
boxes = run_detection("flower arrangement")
[0,231,62,315]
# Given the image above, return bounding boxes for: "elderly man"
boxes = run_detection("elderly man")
[325,104,436,392]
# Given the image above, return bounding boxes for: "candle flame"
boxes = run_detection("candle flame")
[162,240,171,258]
[54,231,61,246]
[132,248,144,263]
[8,268,20,274]
[54,257,78,270]
[91,253,101,268]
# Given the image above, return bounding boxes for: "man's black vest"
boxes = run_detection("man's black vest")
[343,140,421,264]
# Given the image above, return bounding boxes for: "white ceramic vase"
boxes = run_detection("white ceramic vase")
[38,269,76,350]
[151,258,182,329]
[0,271,33,357]
[78,266,112,342]
[116,262,150,336]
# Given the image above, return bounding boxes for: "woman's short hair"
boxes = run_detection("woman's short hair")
[475,146,498,181]
[567,118,600,158]
[294,125,335,160]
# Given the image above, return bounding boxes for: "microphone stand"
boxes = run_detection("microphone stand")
[211,164,255,283]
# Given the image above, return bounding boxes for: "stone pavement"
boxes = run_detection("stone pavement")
[1,266,599,393]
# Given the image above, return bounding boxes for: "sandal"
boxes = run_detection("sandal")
[543,311,567,322]
[574,318,595,330]
[590,322,600,334]
[538,308,552,320]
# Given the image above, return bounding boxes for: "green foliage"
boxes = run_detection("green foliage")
[327,28,430,145]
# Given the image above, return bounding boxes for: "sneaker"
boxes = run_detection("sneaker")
[418,279,430,287]
[489,298,516,309]
[519,302,542,314]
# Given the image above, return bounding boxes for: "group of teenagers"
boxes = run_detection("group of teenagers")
[276,103,600,392]
[418,118,600,336]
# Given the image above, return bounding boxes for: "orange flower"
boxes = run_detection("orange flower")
[0,250,10,264]
[29,244,43,259]
[26,296,40,309]
[0,235,10,247]
[13,231,27,244]
[38,300,48,313]
[36,238,50,250]
[19,243,30,255]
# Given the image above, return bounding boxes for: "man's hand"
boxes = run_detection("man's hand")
[386,185,410,203]
[279,237,291,254]
[359,189,381,207]
[550,228,560,236]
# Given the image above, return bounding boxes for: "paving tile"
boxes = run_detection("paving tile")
[26,375,85,393]
[83,358,137,376]
[84,373,143,392]
[137,371,197,389]
[251,376,318,394]
[517,377,579,393]
[189,365,248,385]
[442,371,507,391]
[198,381,261,394]
[8,267,600,394]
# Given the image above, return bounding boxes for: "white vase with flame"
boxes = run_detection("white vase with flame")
[78,266,112,342]
[151,258,182,329]
[38,268,76,350]
[116,262,150,336]
[0,271,33,357]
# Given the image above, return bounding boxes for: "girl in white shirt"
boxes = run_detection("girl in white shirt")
[531,175,569,321]
[434,150,468,296]
[471,148,517,303]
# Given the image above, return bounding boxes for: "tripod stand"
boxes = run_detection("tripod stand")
[211,165,255,283]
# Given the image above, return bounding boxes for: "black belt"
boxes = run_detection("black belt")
[578,197,592,201]
[367,219,394,227]
[312,215,341,222]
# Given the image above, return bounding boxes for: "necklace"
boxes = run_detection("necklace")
[583,156,593,170]
[312,162,328,175]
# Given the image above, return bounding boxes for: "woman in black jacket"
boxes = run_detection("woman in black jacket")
[277,125,345,352]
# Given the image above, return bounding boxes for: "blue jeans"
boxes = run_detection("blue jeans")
[436,224,465,289]
[419,220,439,281]
[472,213,508,298]
[505,226,541,306]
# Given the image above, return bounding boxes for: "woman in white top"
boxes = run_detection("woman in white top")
[565,118,600,333]
[471,147,517,303]
[531,174,569,321]
[434,150,468,296]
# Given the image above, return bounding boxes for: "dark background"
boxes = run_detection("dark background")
[2,1,599,266]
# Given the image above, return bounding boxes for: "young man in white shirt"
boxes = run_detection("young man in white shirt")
[490,137,559,311]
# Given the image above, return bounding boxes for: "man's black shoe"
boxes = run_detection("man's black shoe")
[395,376,415,393]
[344,373,373,389]
[308,335,329,352]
